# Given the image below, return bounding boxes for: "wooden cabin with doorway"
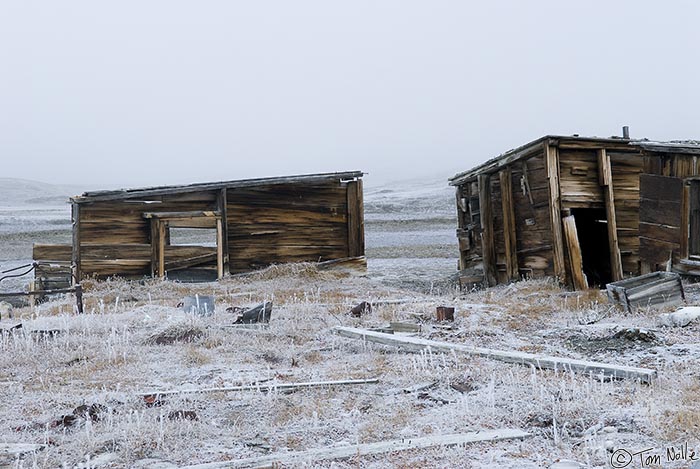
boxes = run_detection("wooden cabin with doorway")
[32,171,365,288]
[450,134,645,290]
[449,132,700,290]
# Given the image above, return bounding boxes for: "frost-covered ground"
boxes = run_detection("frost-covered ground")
[0,178,699,468]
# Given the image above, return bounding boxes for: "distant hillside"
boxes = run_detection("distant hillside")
[0,178,86,206]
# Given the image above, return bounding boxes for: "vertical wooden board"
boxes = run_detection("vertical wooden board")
[149,220,158,277]
[545,143,566,283]
[216,218,224,279]
[157,221,166,278]
[598,149,623,281]
[562,215,587,290]
[500,168,518,280]
[71,203,81,284]
[218,189,230,273]
[479,174,497,286]
[346,180,365,257]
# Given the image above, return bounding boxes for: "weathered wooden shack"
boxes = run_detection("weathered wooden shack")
[33,171,365,286]
[449,133,700,289]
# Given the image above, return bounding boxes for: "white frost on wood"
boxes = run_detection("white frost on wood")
[332,326,657,383]
[0,443,45,455]
[658,306,700,327]
[137,378,379,397]
[180,429,531,469]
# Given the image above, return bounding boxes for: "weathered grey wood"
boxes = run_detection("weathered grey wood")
[165,252,218,272]
[347,180,364,257]
[479,174,497,286]
[181,429,531,469]
[545,142,566,283]
[71,202,81,284]
[562,214,587,290]
[598,149,623,281]
[500,168,518,280]
[332,327,656,383]
[0,443,45,456]
[137,378,379,397]
[218,189,230,273]
[142,211,221,219]
[74,171,364,203]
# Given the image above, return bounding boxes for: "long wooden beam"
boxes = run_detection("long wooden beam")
[180,429,531,469]
[597,149,623,281]
[137,378,379,397]
[71,202,81,284]
[332,327,656,383]
[562,214,587,290]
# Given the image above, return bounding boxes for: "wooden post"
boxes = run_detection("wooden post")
[346,179,365,257]
[499,168,518,280]
[479,174,497,286]
[216,218,224,280]
[70,202,81,285]
[597,149,623,281]
[562,214,587,290]
[157,221,166,279]
[217,189,230,274]
[150,220,158,278]
[544,142,566,283]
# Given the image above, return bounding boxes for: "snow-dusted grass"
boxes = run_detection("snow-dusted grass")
[0,270,699,468]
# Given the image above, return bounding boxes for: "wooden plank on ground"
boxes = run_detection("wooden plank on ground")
[544,142,566,283]
[332,327,656,383]
[479,174,497,286]
[500,168,518,280]
[562,214,587,290]
[180,429,531,469]
[137,378,379,397]
[598,149,623,281]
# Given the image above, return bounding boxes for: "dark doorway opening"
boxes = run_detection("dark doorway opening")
[571,208,612,287]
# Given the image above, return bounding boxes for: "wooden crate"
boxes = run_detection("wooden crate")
[606,271,684,312]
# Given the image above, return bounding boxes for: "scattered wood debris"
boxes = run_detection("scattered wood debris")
[388,321,421,333]
[436,306,455,321]
[332,326,657,383]
[146,325,205,345]
[0,443,45,457]
[179,429,531,468]
[606,271,684,312]
[233,302,272,324]
[168,410,198,421]
[52,404,107,429]
[349,301,371,317]
[402,381,437,394]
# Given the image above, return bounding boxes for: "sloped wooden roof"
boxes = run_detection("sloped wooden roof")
[71,171,364,203]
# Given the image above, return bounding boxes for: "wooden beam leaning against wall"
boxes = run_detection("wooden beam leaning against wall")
[499,168,518,280]
[562,210,587,290]
[597,149,623,281]
[544,142,567,284]
[478,174,498,286]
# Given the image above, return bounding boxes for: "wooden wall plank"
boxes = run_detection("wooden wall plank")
[545,143,566,283]
[500,168,518,280]
[71,202,81,284]
[479,174,498,286]
[598,149,623,281]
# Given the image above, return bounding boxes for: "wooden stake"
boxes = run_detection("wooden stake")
[180,429,531,469]
[332,327,656,383]
[562,214,587,290]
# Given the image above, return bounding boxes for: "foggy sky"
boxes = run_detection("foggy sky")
[1,1,699,189]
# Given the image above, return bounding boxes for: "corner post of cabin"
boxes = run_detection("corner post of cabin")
[216,217,224,279]
[597,148,623,281]
[157,220,166,279]
[499,167,518,280]
[70,202,81,285]
[217,188,230,274]
[346,178,365,258]
[478,173,497,286]
[544,141,567,284]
